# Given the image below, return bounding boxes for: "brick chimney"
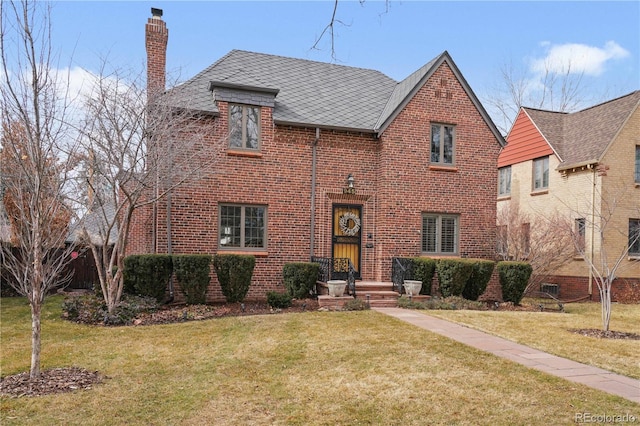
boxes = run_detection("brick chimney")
[145,8,168,97]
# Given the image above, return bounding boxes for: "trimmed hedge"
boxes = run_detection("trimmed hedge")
[436,258,474,297]
[213,254,255,303]
[173,254,212,305]
[412,257,436,295]
[283,262,319,299]
[497,261,533,304]
[462,259,496,301]
[123,254,173,303]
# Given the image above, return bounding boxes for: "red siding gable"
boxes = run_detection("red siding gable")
[499,109,554,167]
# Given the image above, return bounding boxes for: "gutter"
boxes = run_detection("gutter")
[589,167,595,298]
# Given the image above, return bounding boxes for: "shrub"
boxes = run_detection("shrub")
[342,298,370,311]
[213,254,255,303]
[282,262,319,299]
[412,257,436,295]
[123,255,173,303]
[266,291,292,309]
[497,261,533,304]
[436,259,474,297]
[462,259,496,301]
[173,254,212,305]
[62,293,159,326]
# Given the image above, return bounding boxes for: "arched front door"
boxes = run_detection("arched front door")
[332,204,361,279]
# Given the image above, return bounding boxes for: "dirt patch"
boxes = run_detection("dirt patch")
[0,367,103,398]
[569,328,640,340]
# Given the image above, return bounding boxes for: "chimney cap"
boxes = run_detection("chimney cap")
[151,7,163,18]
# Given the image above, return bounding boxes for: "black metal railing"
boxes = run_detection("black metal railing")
[391,257,414,293]
[311,256,356,297]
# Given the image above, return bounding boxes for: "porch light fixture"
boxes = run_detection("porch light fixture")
[347,174,355,188]
[343,174,356,194]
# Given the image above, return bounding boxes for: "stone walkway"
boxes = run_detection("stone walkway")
[374,307,640,404]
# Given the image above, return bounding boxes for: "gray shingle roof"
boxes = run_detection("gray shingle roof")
[164,49,503,143]
[524,91,640,168]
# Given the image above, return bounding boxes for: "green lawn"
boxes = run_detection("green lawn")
[427,300,640,379]
[1,296,638,425]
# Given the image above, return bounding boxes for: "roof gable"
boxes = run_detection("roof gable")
[510,91,640,170]
[499,109,555,168]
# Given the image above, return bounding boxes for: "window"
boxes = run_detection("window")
[422,213,459,254]
[575,218,586,252]
[496,225,508,257]
[219,204,267,250]
[229,104,260,150]
[430,124,455,165]
[629,219,640,256]
[532,156,549,191]
[498,166,511,196]
[521,223,530,258]
[635,146,640,183]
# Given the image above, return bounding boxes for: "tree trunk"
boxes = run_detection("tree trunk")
[601,284,611,332]
[29,297,42,379]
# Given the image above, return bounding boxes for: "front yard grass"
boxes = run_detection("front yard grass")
[1,296,638,425]
[427,300,640,379]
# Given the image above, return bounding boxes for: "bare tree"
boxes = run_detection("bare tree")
[74,64,218,314]
[496,199,575,296]
[0,0,77,379]
[566,176,640,332]
[485,58,587,134]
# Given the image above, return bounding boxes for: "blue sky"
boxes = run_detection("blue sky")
[44,1,640,127]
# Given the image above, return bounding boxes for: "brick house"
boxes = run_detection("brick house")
[497,91,640,301]
[129,10,506,302]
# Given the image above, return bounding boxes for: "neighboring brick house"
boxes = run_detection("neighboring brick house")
[130,10,505,302]
[497,91,640,301]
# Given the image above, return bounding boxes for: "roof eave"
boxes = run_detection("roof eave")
[274,119,377,135]
[556,159,598,172]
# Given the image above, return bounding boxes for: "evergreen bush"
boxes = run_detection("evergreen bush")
[497,261,533,304]
[462,259,495,301]
[412,257,436,295]
[266,291,292,309]
[173,254,212,305]
[213,254,255,303]
[123,254,173,303]
[436,258,474,297]
[282,262,319,299]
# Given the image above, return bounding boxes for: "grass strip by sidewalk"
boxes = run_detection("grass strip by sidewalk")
[1,296,638,425]
[426,301,640,379]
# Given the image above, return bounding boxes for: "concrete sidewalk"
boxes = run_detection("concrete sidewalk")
[374,307,640,404]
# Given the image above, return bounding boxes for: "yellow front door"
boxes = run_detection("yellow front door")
[332,205,361,278]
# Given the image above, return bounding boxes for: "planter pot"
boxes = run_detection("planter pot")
[403,280,423,296]
[327,280,347,297]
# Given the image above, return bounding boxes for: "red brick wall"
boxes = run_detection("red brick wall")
[530,274,640,303]
[129,61,503,302]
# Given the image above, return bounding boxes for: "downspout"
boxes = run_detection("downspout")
[167,187,174,302]
[589,167,595,299]
[310,128,319,259]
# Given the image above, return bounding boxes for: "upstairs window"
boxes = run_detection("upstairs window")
[575,218,586,252]
[422,213,459,255]
[635,146,640,183]
[430,124,455,165]
[629,219,640,256]
[229,104,260,150]
[532,156,549,191]
[498,166,511,196]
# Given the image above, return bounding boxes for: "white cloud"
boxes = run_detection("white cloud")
[530,41,630,76]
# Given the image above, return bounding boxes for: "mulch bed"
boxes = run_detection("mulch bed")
[0,367,103,398]
[569,328,640,340]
